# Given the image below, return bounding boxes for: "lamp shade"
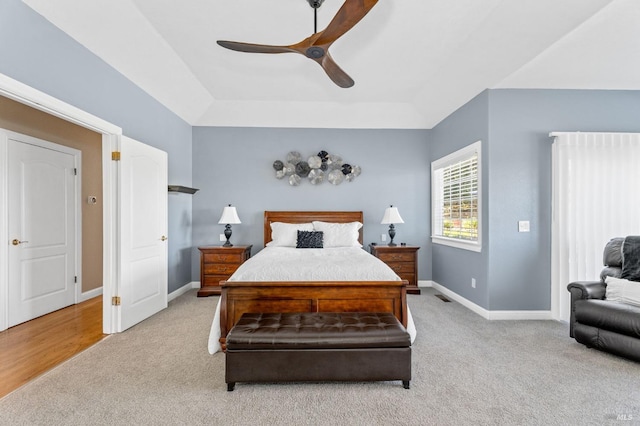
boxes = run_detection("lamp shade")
[218,205,241,224]
[381,205,404,224]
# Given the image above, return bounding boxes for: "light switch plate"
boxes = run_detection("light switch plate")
[518,221,530,233]
[219,234,226,242]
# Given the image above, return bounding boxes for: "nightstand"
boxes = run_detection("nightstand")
[369,244,420,294]
[198,245,252,297]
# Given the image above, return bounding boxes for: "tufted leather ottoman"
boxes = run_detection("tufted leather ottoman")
[225,312,411,391]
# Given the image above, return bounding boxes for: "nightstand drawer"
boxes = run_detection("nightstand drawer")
[387,263,415,274]
[377,252,415,262]
[397,273,415,284]
[204,263,240,275]
[204,253,244,264]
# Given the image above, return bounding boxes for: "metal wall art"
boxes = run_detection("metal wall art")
[273,151,362,186]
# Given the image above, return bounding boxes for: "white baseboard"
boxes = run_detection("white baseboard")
[79,282,200,305]
[168,281,200,302]
[79,287,102,303]
[429,281,553,320]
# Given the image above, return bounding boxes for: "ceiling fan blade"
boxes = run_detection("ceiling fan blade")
[217,40,296,54]
[319,53,354,88]
[313,0,379,47]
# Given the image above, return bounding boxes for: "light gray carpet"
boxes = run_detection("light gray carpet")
[1,288,639,426]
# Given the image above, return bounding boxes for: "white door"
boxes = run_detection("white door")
[117,136,168,331]
[7,133,78,327]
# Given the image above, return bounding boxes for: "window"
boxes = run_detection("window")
[431,141,482,252]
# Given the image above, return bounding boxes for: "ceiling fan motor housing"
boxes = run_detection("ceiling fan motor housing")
[306,46,325,59]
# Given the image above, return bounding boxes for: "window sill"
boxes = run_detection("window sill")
[431,236,482,253]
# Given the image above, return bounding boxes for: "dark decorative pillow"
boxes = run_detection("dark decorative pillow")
[621,236,640,281]
[296,230,323,249]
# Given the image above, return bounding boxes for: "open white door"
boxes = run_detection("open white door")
[117,136,168,331]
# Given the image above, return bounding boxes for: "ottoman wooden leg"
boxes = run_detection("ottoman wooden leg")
[403,380,410,389]
[227,382,235,392]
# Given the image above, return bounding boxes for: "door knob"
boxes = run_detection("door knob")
[12,239,29,246]
[160,236,168,241]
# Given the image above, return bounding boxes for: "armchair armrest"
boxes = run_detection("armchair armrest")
[566,280,605,338]
[567,281,606,300]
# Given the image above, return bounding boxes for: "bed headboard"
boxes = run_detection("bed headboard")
[263,211,364,247]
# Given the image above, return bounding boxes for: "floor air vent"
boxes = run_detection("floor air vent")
[435,294,451,302]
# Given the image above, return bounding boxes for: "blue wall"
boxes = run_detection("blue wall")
[430,88,640,311]
[429,91,490,308]
[192,127,430,280]
[0,0,194,292]
[487,89,640,310]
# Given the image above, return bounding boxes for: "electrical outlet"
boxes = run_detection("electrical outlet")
[471,278,476,288]
[219,234,226,242]
[518,220,530,232]
[381,234,387,242]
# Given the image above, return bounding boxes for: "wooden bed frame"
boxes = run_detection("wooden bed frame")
[218,211,408,350]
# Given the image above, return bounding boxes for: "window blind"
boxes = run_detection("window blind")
[432,141,481,251]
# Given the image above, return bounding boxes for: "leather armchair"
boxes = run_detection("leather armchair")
[567,237,640,362]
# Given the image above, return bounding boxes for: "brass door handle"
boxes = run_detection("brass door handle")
[12,239,29,246]
[160,236,168,241]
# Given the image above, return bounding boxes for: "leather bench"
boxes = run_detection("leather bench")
[225,312,411,391]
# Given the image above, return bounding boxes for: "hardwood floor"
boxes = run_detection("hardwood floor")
[0,296,105,398]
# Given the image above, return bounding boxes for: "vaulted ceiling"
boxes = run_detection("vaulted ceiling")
[21,0,640,129]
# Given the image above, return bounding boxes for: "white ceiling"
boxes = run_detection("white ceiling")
[21,0,640,129]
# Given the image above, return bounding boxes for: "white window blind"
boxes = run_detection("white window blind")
[552,132,640,321]
[432,141,481,252]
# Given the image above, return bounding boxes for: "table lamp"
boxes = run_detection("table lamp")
[218,204,241,247]
[381,205,404,246]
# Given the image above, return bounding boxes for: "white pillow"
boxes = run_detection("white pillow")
[605,276,640,307]
[312,221,363,247]
[267,222,314,247]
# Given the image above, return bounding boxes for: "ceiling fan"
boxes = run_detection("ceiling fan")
[217,0,379,88]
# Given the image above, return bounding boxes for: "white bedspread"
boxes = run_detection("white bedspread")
[208,247,417,353]
[230,246,401,281]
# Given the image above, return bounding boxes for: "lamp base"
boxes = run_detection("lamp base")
[388,224,397,246]
[223,224,233,247]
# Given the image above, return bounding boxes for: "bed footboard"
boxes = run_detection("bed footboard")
[219,280,408,351]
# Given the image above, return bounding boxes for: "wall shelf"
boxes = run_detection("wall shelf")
[168,185,199,194]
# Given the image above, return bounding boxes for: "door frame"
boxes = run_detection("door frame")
[550,138,561,321]
[0,72,121,334]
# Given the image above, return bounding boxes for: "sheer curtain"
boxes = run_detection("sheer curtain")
[552,132,640,321]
